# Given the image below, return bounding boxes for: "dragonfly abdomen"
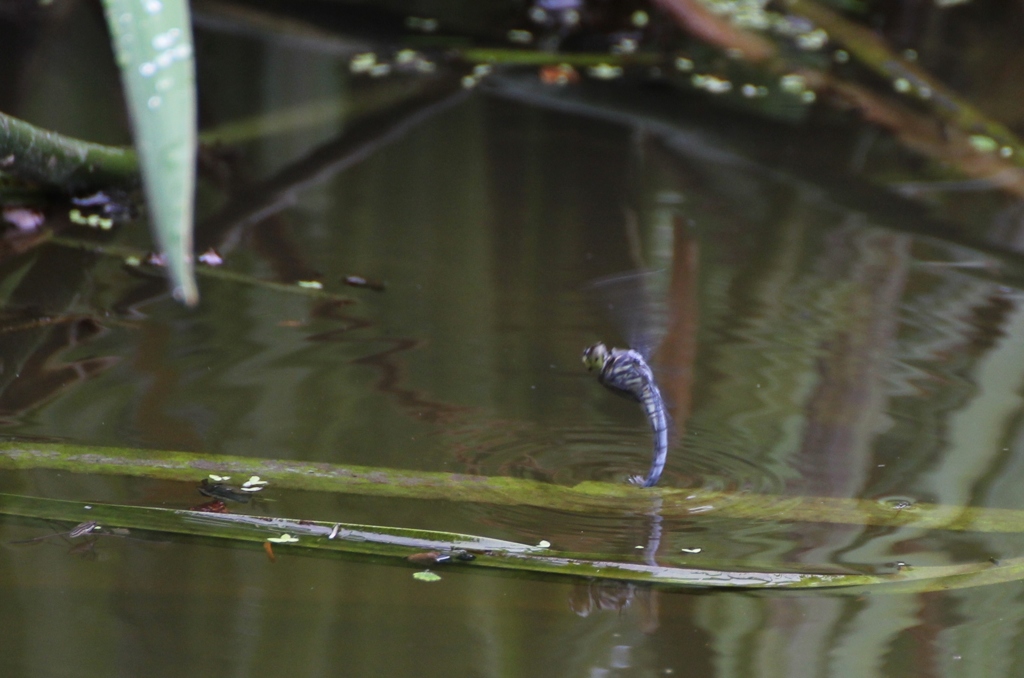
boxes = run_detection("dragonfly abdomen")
[592,347,669,487]
[638,384,669,487]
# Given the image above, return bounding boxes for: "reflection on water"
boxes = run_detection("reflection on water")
[7,7,1024,678]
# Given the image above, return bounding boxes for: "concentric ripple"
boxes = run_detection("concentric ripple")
[443,416,784,495]
[439,416,787,557]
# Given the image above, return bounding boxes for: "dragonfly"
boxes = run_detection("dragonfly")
[582,270,673,488]
[582,342,669,487]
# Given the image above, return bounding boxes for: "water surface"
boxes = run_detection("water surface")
[4,5,1024,677]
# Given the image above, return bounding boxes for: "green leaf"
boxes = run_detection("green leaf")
[413,571,442,582]
[266,534,300,543]
[101,0,198,305]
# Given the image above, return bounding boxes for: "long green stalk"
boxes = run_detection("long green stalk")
[3,440,1024,533]
[1,491,1013,593]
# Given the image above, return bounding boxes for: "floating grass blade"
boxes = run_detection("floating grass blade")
[101,0,198,304]
[0,492,1016,593]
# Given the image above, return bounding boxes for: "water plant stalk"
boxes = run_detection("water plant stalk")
[2,440,1024,534]
[1,491,1015,593]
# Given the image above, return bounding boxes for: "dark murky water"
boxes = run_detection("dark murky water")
[5,3,1024,676]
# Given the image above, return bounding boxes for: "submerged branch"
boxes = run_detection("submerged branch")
[3,440,1024,534]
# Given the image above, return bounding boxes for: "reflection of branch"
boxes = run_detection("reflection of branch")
[486,76,1024,283]
[198,76,449,147]
[0,315,119,418]
[307,300,466,423]
[652,0,776,62]
[816,74,1024,198]
[192,0,372,55]
[651,0,1024,193]
[796,232,908,497]
[785,0,1024,163]
[195,77,469,251]
[656,220,699,439]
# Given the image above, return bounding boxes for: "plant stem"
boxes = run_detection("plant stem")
[1,491,1011,592]
[2,440,1024,533]
[0,110,138,190]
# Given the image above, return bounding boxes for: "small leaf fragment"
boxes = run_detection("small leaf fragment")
[413,570,442,582]
[266,534,298,543]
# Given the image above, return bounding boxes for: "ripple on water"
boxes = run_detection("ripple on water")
[441,415,790,554]
[443,416,784,493]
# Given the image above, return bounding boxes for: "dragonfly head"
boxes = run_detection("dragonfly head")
[582,342,610,371]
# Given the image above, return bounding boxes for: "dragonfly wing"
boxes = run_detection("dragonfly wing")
[584,269,669,360]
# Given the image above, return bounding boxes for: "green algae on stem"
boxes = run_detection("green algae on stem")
[4,440,1024,534]
[0,110,138,189]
